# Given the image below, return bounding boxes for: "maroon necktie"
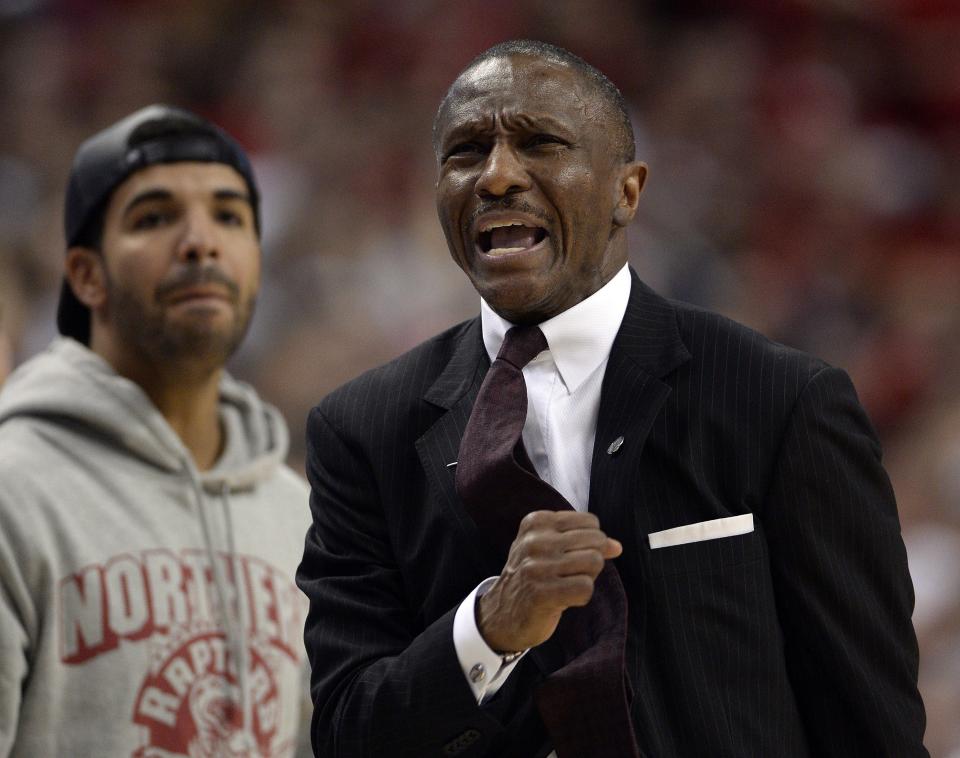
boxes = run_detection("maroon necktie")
[456,326,641,758]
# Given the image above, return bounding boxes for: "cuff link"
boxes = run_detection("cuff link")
[469,663,486,683]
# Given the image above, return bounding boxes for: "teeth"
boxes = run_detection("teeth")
[479,220,533,233]
[488,246,526,255]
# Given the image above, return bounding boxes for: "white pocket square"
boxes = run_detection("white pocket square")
[648,513,754,550]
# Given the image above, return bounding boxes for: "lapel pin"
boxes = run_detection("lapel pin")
[446,461,458,468]
[607,436,624,455]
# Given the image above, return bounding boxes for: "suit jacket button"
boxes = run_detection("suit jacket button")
[443,728,481,755]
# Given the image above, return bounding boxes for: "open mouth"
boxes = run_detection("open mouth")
[477,221,549,255]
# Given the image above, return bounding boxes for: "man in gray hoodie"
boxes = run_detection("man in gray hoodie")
[0,105,311,757]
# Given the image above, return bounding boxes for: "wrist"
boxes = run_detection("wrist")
[476,590,523,657]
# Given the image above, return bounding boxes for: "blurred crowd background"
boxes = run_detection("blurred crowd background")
[1,0,958,752]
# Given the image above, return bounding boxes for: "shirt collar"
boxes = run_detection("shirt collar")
[480,264,631,394]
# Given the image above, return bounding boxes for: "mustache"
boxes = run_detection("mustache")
[154,265,240,301]
[466,198,551,233]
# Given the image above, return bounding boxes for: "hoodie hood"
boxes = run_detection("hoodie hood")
[0,337,288,491]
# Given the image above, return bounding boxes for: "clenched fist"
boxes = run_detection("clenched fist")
[476,510,622,653]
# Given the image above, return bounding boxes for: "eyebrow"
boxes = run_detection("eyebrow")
[213,189,252,205]
[122,187,253,217]
[441,113,574,147]
[504,113,574,135]
[122,188,172,217]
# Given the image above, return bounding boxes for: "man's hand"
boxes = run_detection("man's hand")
[476,510,623,653]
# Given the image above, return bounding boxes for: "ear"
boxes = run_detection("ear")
[64,247,108,310]
[613,161,648,228]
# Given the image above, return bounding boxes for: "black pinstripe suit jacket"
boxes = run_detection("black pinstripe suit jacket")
[297,269,927,757]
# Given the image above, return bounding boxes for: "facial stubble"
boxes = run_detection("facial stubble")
[105,264,256,370]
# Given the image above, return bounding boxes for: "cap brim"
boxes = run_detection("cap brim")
[56,277,91,344]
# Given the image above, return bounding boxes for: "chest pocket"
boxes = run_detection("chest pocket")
[641,521,765,578]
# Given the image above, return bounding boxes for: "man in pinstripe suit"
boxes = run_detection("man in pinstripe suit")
[297,40,927,757]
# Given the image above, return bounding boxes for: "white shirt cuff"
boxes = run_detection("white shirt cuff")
[453,577,529,704]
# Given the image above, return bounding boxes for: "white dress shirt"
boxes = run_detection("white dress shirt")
[452,264,632,713]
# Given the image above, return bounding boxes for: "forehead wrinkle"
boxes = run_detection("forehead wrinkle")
[441,111,497,146]
[446,87,582,136]
[525,64,600,125]
[500,111,573,135]
[507,61,597,131]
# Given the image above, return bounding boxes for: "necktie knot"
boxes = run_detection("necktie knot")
[496,325,548,370]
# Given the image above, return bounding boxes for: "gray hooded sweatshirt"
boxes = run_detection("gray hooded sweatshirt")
[0,339,311,757]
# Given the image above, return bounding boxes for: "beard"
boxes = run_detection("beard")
[105,264,256,370]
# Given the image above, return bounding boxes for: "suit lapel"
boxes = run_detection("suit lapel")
[415,319,503,576]
[533,272,692,682]
[588,270,691,534]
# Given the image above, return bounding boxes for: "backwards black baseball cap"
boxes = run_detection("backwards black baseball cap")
[58,104,261,344]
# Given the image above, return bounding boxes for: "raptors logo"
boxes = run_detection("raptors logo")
[132,632,279,757]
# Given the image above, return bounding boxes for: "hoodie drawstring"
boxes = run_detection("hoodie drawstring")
[221,481,253,748]
[189,469,252,754]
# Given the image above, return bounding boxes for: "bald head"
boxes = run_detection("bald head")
[434,39,635,164]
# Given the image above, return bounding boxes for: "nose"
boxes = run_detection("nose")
[475,142,530,199]
[176,210,220,263]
